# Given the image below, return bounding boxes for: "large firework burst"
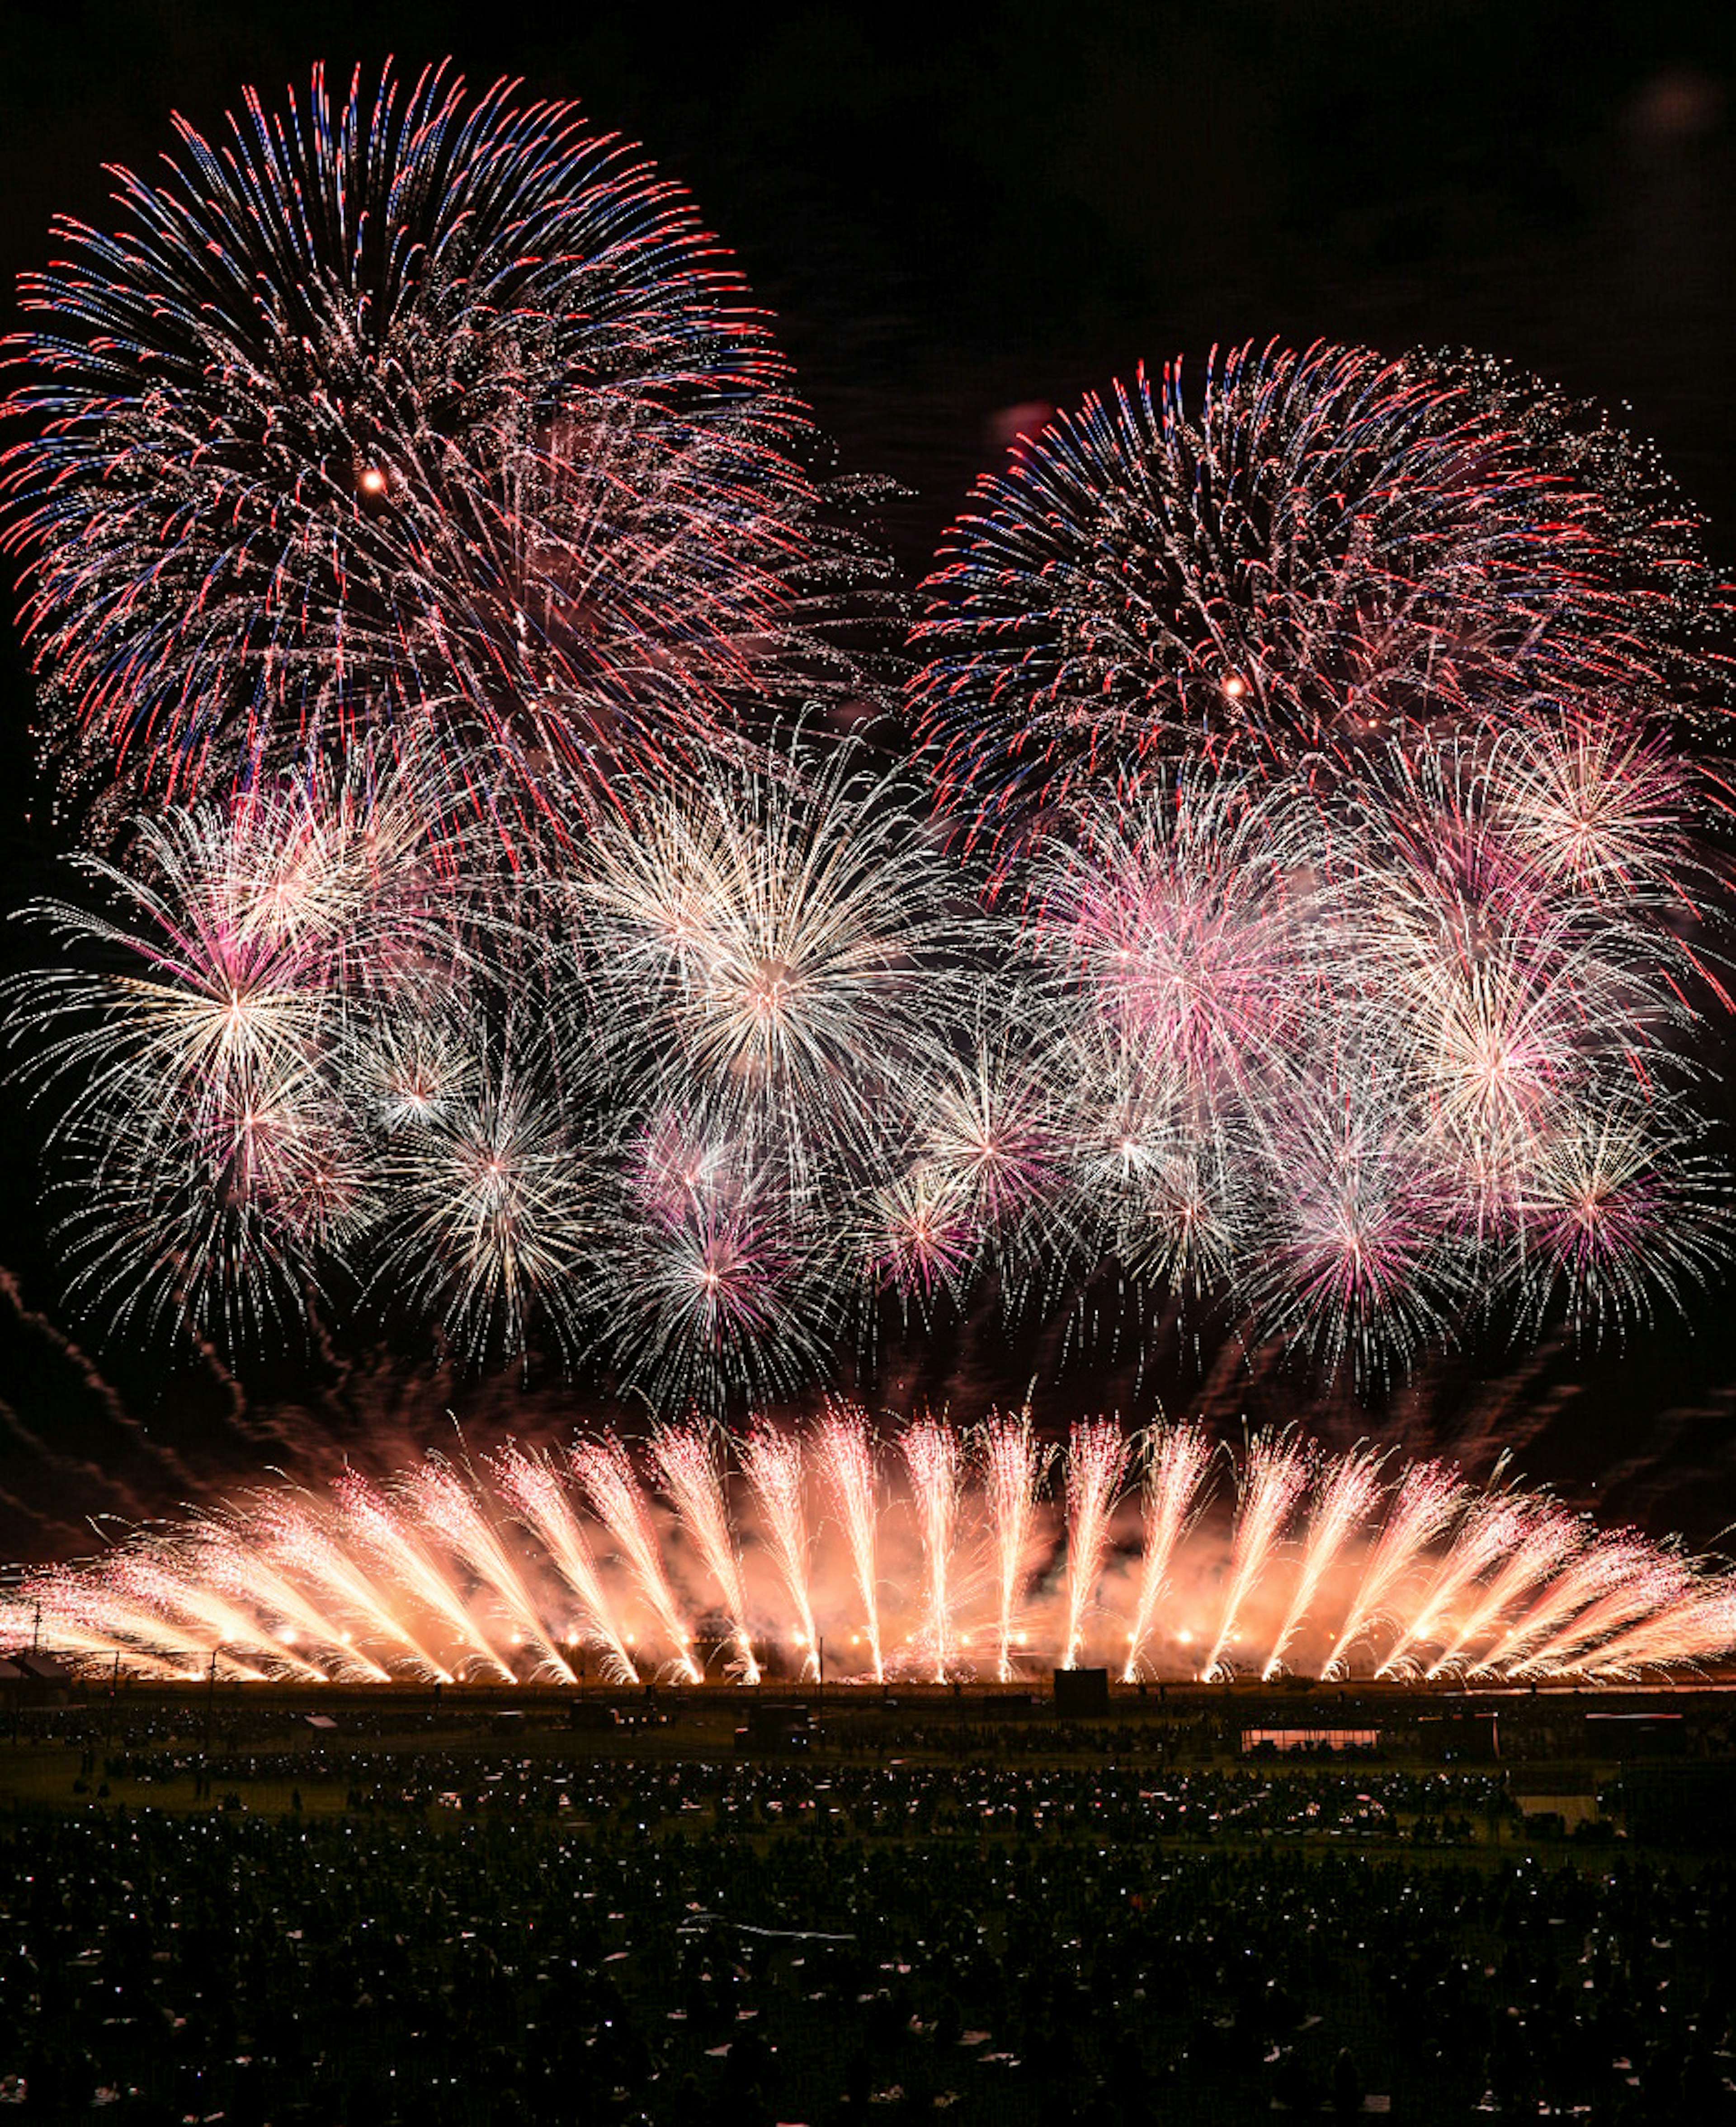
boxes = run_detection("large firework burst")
[1,61,862,840]
[909,340,1731,858]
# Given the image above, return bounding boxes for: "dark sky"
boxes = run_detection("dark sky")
[4,1,1736,1560]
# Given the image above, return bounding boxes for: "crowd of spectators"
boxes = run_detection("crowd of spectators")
[89,1744,1505,1844]
[2,1746,1731,2125]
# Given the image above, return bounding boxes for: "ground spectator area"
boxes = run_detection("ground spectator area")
[1,1683,1733,2123]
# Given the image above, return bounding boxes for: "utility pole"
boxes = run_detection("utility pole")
[202,1648,217,1783]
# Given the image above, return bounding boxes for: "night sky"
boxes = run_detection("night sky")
[4,1,1736,1561]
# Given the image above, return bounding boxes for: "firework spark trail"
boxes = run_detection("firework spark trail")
[651,1421,761,1684]
[977,1410,1048,1682]
[193,1515,394,1682]
[253,1494,455,1682]
[739,1422,819,1679]
[11,1589,189,1678]
[7,1423,1736,1684]
[1375,1493,1530,1679]
[1262,1445,1384,1681]
[1423,1503,1580,1679]
[1325,1460,1466,1679]
[1581,1578,1736,1677]
[813,1401,884,1681]
[108,1548,324,1681]
[1203,1434,1310,1679]
[1123,1421,1214,1682]
[23,1566,240,1678]
[1504,1538,1684,1679]
[571,1436,701,1682]
[1467,1524,1615,1677]
[901,1416,963,1682]
[491,1447,638,1684]
[408,1458,578,1684]
[1061,1418,1132,1670]
[334,1471,515,1682]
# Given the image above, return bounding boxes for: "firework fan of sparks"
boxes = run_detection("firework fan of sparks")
[7,1413,1735,1686]
[0,61,878,841]
[908,340,1733,859]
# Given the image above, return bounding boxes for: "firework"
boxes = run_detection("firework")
[1263,1445,1384,1682]
[4,704,1728,1396]
[250,1491,456,1682]
[335,1471,516,1680]
[6,797,356,1343]
[813,1401,884,1681]
[1256,1054,1469,1382]
[862,1160,976,1307]
[1326,1461,1465,1679]
[5,71,1734,1421]
[151,1543,343,1680]
[914,994,1065,1294]
[978,1410,1049,1682]
[1510,1094,1731,1336]
[492,1446,638,1684]
[1203,1433,1310,1680]
[1497,712,1705,907]
[910,340,1727,853]
[371,1029,591,1368]
[1424,1500,1580,1680]
[1031,769,1311,1126]
[7,1417,1734,1684]
[571,1435,701,1681]
[98,1547,303,1682]
[0,61,854,836]
[1580,1578,1736,1678]
[1122,1421,1214,1681]
[1509,1541,1691,1679]
[575,732,967,1173]
[901,1416,963,1682]
[408,1457,578,1682]
[9,1576,190,1679]
[1376,1490,1528,1680]
[193,1510,394,1683]
[1476,1529,1651,1679]
[651,1420,761,1683]
[739,1421,819,1679]
[1061,1418,1132,1670]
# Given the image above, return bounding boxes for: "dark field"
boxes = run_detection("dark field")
[1,1684,1733,2125]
